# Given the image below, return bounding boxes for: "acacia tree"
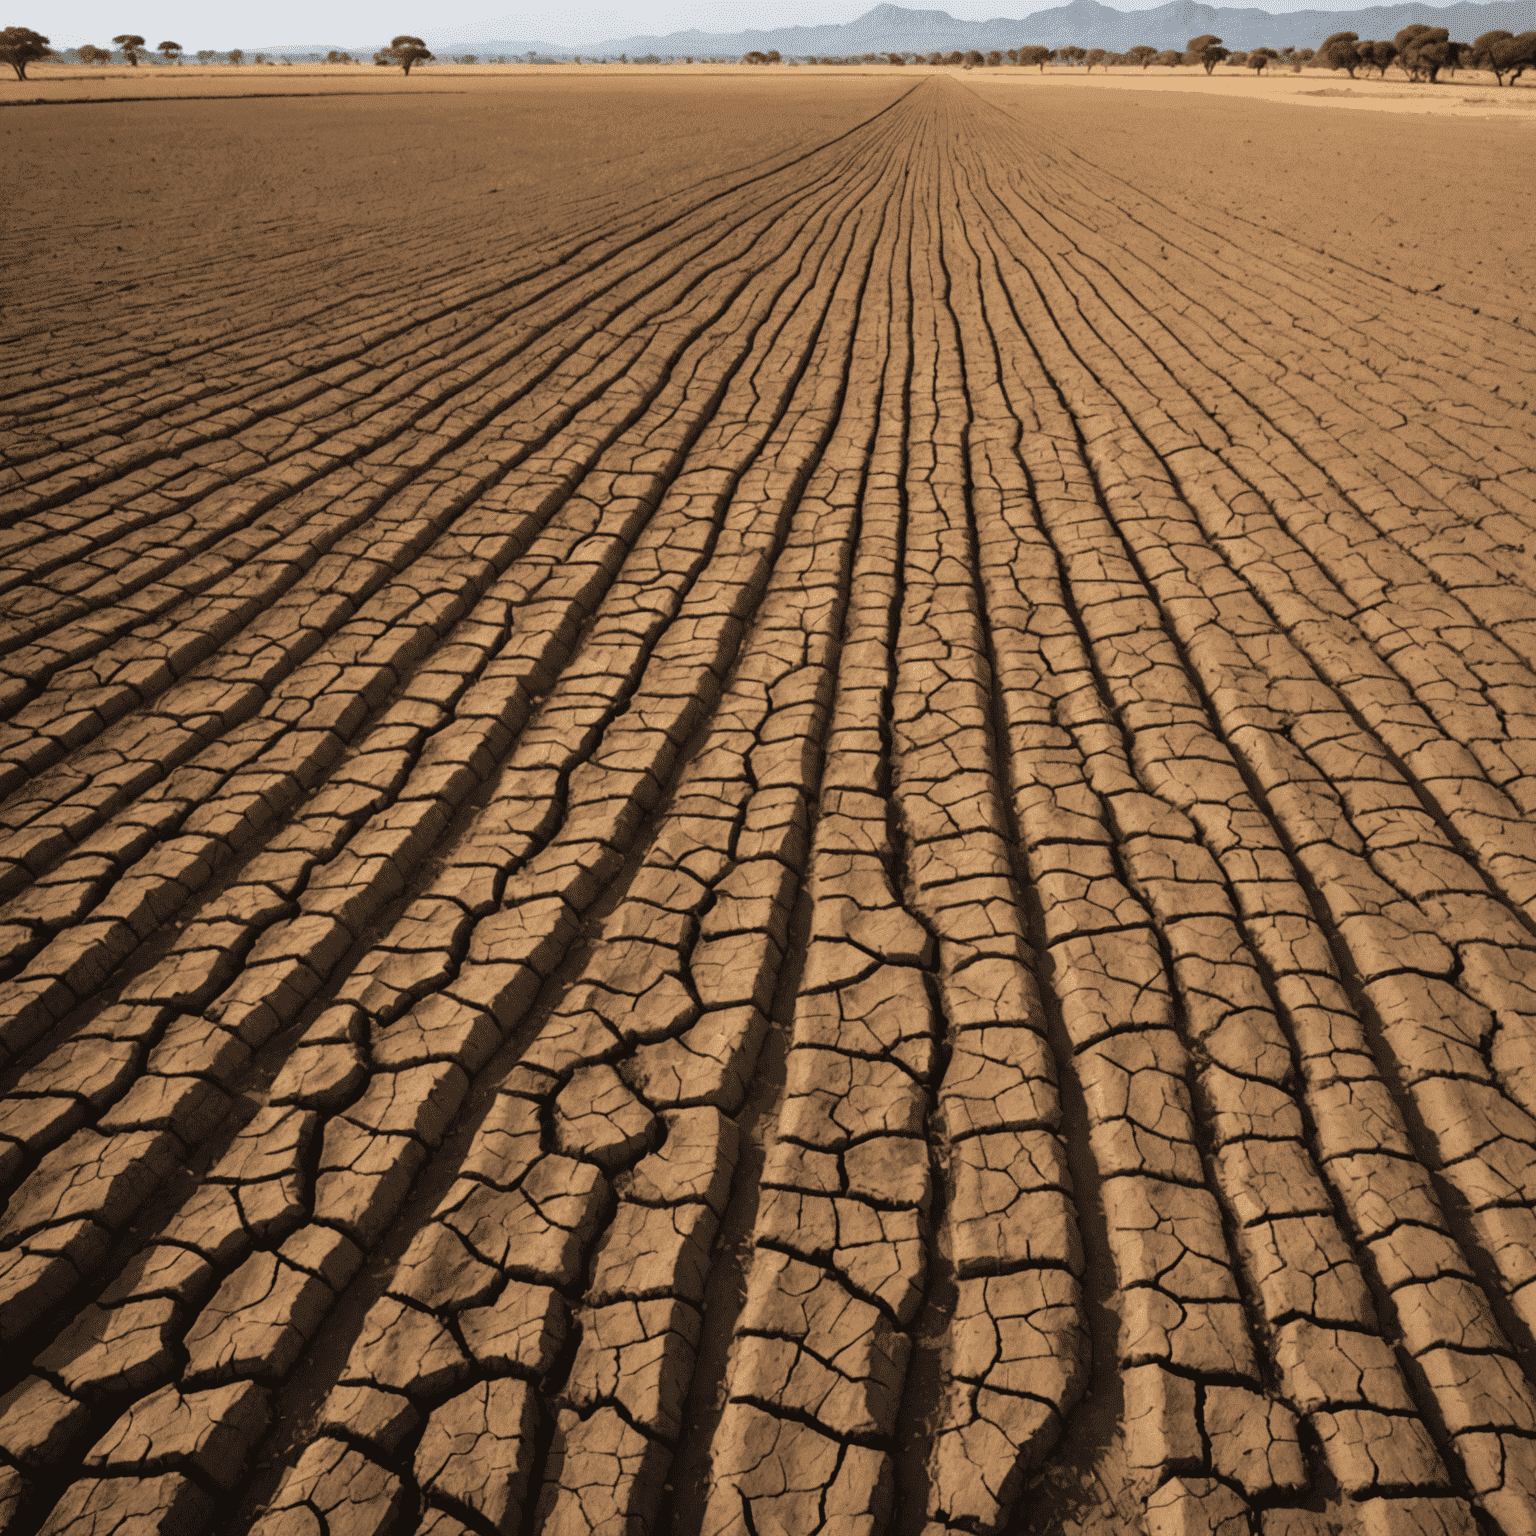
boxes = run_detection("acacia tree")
[1155,48,1182,66]
[1317,30,1361,74]
[227,47,243,63]
[1057,44,1087,66]
[1472,28,1536,84]
[1395,24,1458,81]
[158,39,181,63]
[1227,50,1248,66]
[79,41,111,62]
[1127,44,1157,67]
[383,34,432,73]
[1358,39,1397,75]
[1019,44,1055,69]
[1248,46,1278,72]
[1085,46,1108,70]
[112,32,145,64]
[1185,34,1229,72]
[0,25,50,78]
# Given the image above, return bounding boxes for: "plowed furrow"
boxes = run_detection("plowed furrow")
[0,120,909,893]
[0,112,900,1316]
[4,73,1536,1536]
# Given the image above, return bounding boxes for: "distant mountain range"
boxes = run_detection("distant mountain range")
[260,0,1536,59]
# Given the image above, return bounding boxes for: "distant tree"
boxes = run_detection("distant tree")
[325,49,352,63]
[1247,46,1277,71]
[1471,28,1536,83]
[0,25,50,78]
[196,48,215,63]
[226,47,243,63]
[1058,44,1087,66]
[79,41,111,62]
[1227,50,1248,66]
[964,49,983,66]
[382,34,432,74]
[1020,44,1056,69]
[1185,34,1229,72]
[112,32,145,64]
[1357,39,1397,75]
[888,51,905,64]
[1153,48,1181,66]
[157,39,181,63]
[1316,30,1361,74]
[254,51,267,63]
[741,50,767,63]
[766,49,780,62]
[986,49,1002,66]
[1127,43,1157,67]
[1085,46,1107,70]
[1295,47,1314,63]
[1394,24,1457,81]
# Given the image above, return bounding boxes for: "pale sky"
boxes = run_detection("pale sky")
[40,0,1345,52]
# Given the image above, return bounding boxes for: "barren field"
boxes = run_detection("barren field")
[3,69,1536,1536]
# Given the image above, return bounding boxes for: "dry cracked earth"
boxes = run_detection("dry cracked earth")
[3,68,1536,1536]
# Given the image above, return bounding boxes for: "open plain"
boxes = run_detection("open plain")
[3,67,1536,1536]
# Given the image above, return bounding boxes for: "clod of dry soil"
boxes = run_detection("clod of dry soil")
[1,68,1535,1536]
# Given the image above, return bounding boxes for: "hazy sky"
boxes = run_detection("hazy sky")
[45,0,1344,50]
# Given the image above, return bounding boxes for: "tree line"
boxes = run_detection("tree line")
[0,31,437,75]
[742,45,1296,68]
[737,29,1534,81]
[6,25,1532,83]
[1317,25,1535,83]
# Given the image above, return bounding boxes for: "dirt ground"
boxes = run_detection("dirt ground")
[2,68,1536,1536]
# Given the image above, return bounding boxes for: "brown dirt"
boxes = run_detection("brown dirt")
[1,70,1534,1536]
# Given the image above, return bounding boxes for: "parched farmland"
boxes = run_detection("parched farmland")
[3,68,1536,1536]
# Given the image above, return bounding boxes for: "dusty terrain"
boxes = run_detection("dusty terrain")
[2,68,1536,1536]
